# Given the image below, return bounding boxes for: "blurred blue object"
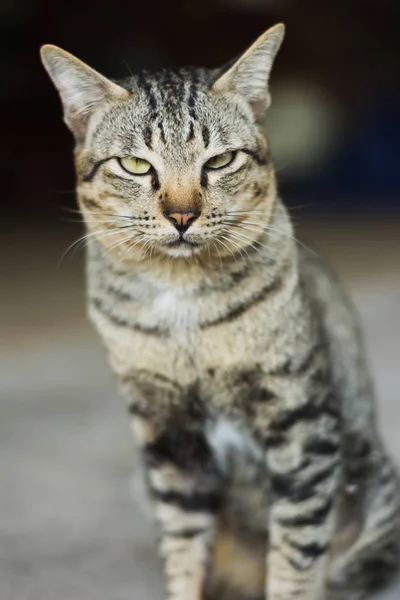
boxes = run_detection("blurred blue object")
[283,92,400,211]
[338,95,400,192]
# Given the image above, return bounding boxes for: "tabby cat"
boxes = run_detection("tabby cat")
[41,24,400,600]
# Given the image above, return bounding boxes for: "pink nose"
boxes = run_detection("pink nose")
[163,209,200,233]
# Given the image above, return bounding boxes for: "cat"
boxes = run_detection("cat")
[41,24,400,600]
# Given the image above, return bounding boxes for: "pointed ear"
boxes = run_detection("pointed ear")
[40,45,129,141]
[212,24,285,118]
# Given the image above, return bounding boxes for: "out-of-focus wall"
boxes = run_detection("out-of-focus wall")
[2,0,399,216]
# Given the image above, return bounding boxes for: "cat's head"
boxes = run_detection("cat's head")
[41,25,284,263]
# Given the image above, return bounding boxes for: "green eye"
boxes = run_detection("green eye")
[119,157,152,175]
[205,151,235,170]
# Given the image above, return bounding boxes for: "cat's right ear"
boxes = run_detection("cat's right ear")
[212,24,285,118]
[40,45,129,142]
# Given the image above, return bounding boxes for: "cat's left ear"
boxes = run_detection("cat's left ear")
[212,23,285,118]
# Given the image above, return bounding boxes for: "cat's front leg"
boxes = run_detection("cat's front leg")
[264,396,341,600]
[131,415,221,600]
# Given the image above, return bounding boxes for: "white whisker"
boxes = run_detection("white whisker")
[208,239,223,266]
[214,237,238,264]
[219,235,244,263]
[219,233,248,262]
[59,228,129,264]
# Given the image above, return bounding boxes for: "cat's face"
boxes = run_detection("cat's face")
[75,76,274,260]
[41,25,284,263]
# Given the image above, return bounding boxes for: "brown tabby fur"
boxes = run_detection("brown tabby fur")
[41,24,400,600]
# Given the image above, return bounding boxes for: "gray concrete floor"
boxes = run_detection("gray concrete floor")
[1,218,399,599]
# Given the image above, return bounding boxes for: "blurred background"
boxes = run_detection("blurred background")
[1,1,399,599]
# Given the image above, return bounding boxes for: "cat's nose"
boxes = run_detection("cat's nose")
[163,209,200,233]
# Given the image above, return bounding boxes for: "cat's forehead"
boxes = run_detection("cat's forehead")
[134,67,214,109]
[92,67,255,159]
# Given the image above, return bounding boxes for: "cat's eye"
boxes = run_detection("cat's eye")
[119,157,152,175]
[205,151,236,170]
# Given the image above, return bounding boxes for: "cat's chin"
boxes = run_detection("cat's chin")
[161,244,202,259]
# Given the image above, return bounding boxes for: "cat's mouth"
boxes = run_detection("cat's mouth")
[164,236,202,248]
[159,233,205,257]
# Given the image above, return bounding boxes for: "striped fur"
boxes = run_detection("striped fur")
[41,24,400,600]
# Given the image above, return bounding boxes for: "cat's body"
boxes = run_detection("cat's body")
[41,25,400,600]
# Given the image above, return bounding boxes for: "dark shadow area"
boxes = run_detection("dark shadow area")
[2,0,399,218]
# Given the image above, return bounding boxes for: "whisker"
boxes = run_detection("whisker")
[59,217,85,224]
[226,218,313,255]
[287,202,316,212]
[208,239,223,266]
[214,237,238,264]
[106,226,146,254]
[138,235,154,261]
[225,210,266,216]
[62,223,143,261]
[107,235,134,255]
[221,229,262,258]
[219,235,243,262]
[121,58,134,77]
[223,227,268,251]
[222,229,260,255]
[222,227,280,262]
[264,225,316,255]
[222,233,250,262]
[59,206,140,221]
[120,234,146,260]
[225,221,265,234]
[59,228,126,265]
[273,159,293,174]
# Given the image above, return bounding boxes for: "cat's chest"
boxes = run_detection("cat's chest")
[148,287,204,330]
[91,280,264,377]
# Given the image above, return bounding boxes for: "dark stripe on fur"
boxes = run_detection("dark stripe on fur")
[187,121,195,142]
[151,168,160,191]
[127,402,149,417]
[187,70,198,121]
[242,148,268,166]
[158,121,166,144]
[252,388,277,402]
[270,393,339,435]
[144,125,153,149]
[200,170,208,188]
[268,342,322,378]
[138,71,158,113]
[90,296,168,336]
[82,158,109,182]
[145,430,214,472]
[201,125,210,148]
[200,275,283,329]
[81,197,102,210]
[153,489,221,513]
[268,358,292,377]
[304,438,339,455]
[270,461,338,501]
[279,498,333,527]
[102,284,137,302]
[287,539,329,561]
[124,370,182,391]
[263,432,286,448]
[295,342,323,376]
[164,527,209,539]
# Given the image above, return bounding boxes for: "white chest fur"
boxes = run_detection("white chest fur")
[205,418,264,475]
